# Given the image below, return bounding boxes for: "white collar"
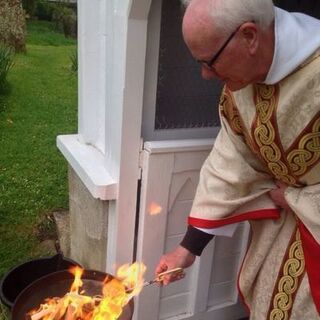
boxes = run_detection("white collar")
[264,7,320,84]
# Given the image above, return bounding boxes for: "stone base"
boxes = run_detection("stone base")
[67,166,109,271]
[53,210,71,257]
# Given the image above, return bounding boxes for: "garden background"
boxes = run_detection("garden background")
[0,1,78,317]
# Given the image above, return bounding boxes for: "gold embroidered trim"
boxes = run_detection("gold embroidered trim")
[220,88,243,135]
[253,85,298,186]
[221,85,320,185]
[220,88,257,153]
[287,117,320,176]
[269,229,305,320]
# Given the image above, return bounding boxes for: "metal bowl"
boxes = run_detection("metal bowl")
[0,254,80,309]
[11,269,134,320]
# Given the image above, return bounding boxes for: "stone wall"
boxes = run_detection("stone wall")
[68,166,109,271]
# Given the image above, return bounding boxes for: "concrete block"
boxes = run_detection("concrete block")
[68,166,109,271]
[53,210,71,258]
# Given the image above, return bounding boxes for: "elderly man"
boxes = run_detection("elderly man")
[156,0,320,319]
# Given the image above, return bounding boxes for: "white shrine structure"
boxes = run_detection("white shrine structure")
[57,0,249,319]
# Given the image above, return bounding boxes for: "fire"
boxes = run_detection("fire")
[148,201,162,216]
[69,266,84,294]
[116,262,146,297]
[28,263,146,320]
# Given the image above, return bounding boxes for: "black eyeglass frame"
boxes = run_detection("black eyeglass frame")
[196,25,241,70]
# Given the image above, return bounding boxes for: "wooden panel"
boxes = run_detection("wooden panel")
[134,150,175,320]
[207,223,250,309]
[188,241,215,315]
[173,151,209,173]
[135,144,250,320]
[168,172,199,211]
[214,225,246,257]
[208,282,237,307]
[212,255,241,284]
[159,293,192,320]
[203,302,248,320]
[167,199,193,236]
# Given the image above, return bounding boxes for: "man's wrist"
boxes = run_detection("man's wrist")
[180,225,214,256]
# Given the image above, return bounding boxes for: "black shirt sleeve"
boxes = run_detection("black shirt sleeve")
[180,225,214,256]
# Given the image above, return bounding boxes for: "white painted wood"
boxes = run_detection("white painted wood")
[135,142,249,320]
[105,0,153,272]
[188,241,215,315]
[60,0,153,272]
[78,0,107,152]
[57,135,117,200]
[129,0,153,19]
[168,172,199,211]
[134,150,175,320]
[144,139,214,154]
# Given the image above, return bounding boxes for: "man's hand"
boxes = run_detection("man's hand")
[269,181,291,211]
[155,245,196,285]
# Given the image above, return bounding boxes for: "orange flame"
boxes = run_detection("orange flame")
[148,201,162,216]
[116,262,146,298]
[28,263,146,320]
[69,266,84,294]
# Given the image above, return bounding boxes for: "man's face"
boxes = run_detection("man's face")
[182,3,261,92]
[201,33,254,91]
[184,25,257,92]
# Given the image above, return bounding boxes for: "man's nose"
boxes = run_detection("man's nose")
[201,66,217,80]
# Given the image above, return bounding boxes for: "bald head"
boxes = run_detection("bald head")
[181,0,275,90]
[183,0,275,32]
[182,0,217,53]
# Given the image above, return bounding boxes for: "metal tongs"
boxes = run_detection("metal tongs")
[126,267,184,292]
[144,267,184,287]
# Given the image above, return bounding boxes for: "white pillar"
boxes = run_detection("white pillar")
[57,0,152,271]
[78,0,108,153]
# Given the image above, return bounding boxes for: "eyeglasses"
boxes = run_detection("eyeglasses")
[197,26,240,70]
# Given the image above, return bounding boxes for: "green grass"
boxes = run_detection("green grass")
[0,19,77,284]
[26,20,76,46]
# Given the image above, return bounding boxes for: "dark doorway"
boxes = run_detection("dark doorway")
[274,0,320,19]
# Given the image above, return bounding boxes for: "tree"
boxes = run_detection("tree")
[0,0,26,52]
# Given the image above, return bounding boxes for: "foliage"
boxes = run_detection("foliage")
[0,0,26,52]
[52,5,77,38]
[36,0,56,21]
[22,0,37,17]
[69,49,78,74]
[0,303,9,320]
[35,1,77,39]
[0,45,14,93]
[0,20,77,278]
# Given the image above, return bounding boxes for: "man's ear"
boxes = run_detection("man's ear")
[240,22,259,54]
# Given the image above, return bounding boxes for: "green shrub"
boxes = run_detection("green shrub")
[34,1,77,39]
[62,9,77,38]
[52,5,77,38]
[22,0,37,17]
[36,1,56,21]
[0,44,14,92]
[0,0,26,52]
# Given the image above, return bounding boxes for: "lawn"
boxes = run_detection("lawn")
[0,18,77,296]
